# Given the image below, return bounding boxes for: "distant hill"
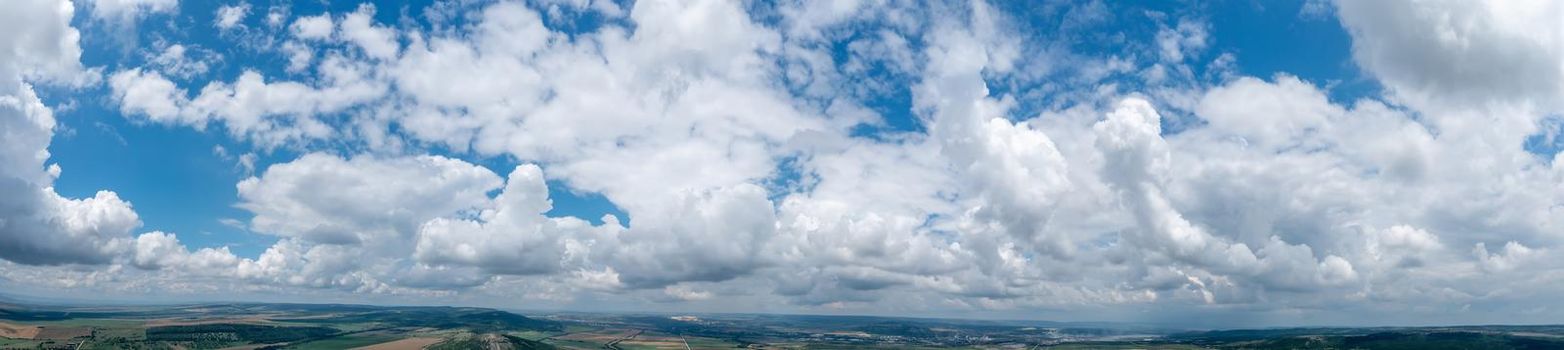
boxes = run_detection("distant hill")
[1169,326,1564,349]
[0,299,566,349]
[271,305,563,332]
[0,300,562,333]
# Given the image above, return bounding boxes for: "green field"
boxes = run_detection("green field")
[543,337,604,349]
[0,338,47,348]
[34,318,144,328]
[91,325,145,340]
[562,325,598,333]
[507,330,558,341]
[285,333,406,349]
[322,322,387,332]
[683,336,739,348]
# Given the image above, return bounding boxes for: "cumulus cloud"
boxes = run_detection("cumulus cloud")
[1335,0,1564,111]
[413,164,591,276]
[146,43,218,79]
[108,62,385,146]
[602,184,777,288]
[1195,76,1337,150]
[1334,0,1564,178]
[1096,98,1359,293]
[1474,241,1538,273]
[1,0,86,80]
[338,5,397,60]
[87,0,177,23]
[1156,18,1208,63]
[214,3,249,30]
[663,284,714,301]
[290,14,333,40]
[0,0,141,266]
[108,68,185,122]
[237,153,501,245]
[219,154,592,292]
[132,231,239,272]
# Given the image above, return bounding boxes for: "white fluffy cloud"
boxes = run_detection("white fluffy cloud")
[1,0,85,80]
[415,165,586,275]
[88,0,177,22]
[132,231,239,273]
[214,3,249,30]
[0,0,141,266]
[1096,97,1361,294]
[237,153,502,245]
[146,43,217,79]
[108,61,385,146]
[1335,0,1564,112]
[290,14,333,40]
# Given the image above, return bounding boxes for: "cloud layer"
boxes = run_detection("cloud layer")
[2,0,1563,326]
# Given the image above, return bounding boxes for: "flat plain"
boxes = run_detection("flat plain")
[4,300,1564,349]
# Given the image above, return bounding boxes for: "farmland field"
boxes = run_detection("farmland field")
[0,303,562,350]
[350,337,442,350]
[7,300,1564,349]
[32,325,91,339]
[284,332,405,349]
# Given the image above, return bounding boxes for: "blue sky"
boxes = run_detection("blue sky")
[4,0,1564,327]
